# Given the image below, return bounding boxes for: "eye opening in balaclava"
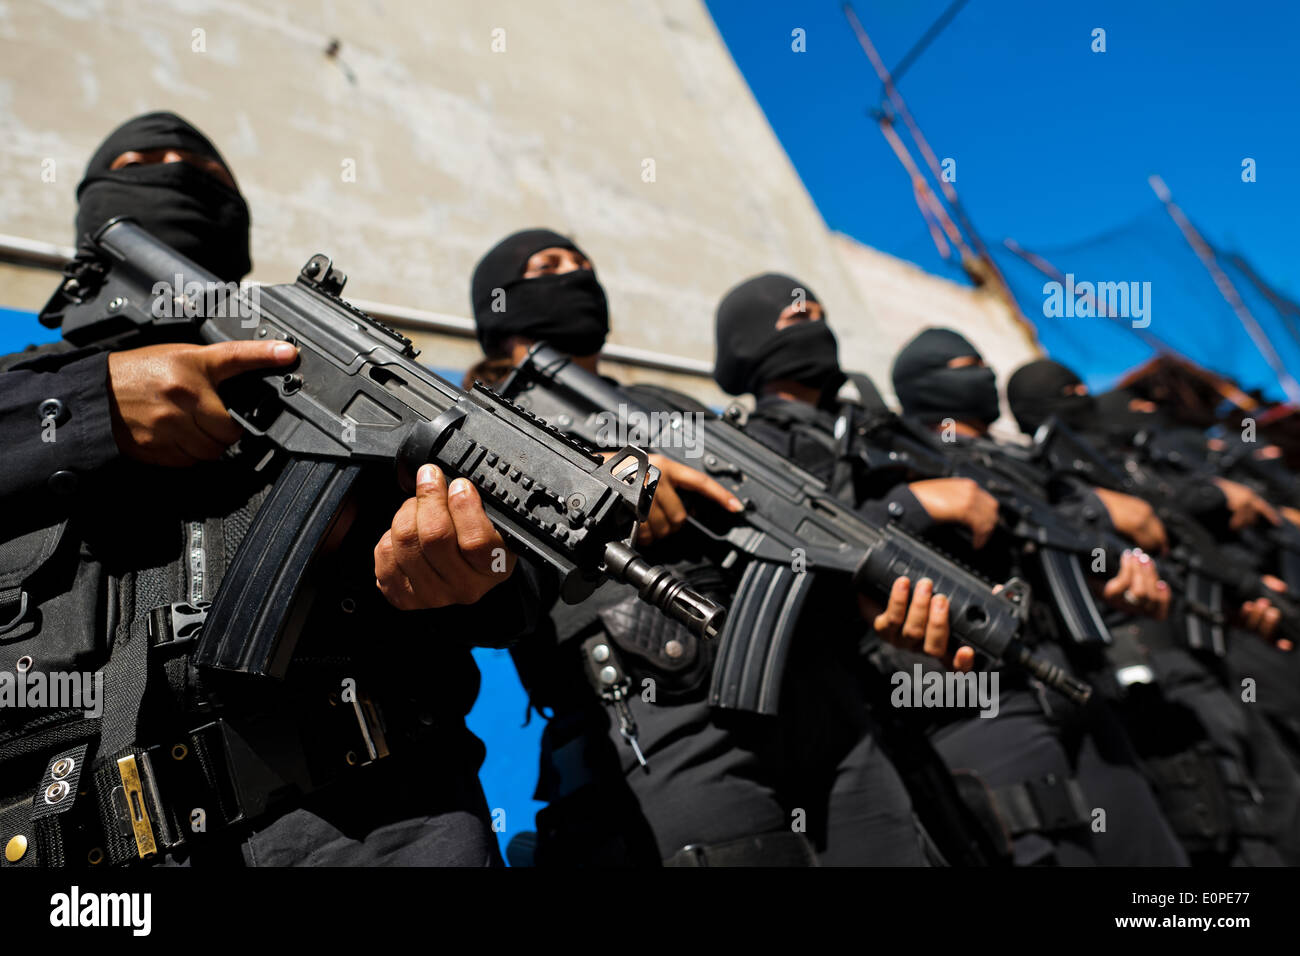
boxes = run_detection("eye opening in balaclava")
[1006,358,1097,435]
[74,111,251,283]
[1092,386,1173,434]
[469,228,609,358]
[891,327,1001,426]
[713,272,844,400]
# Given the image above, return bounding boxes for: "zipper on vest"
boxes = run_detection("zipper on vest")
[187,521,205,604]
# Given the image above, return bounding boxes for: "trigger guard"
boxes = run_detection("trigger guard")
[226,405,266,438]
[641,464,661,520]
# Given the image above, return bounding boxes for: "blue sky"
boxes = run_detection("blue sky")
[704,0,1298,301]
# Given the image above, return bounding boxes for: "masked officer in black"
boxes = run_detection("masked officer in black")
[466,231,963,865]
[716,285,1165,865]
[713,274,1044,864]
[0,113,537,867]
[880,327,1189,865]
[1008,358,1300,864]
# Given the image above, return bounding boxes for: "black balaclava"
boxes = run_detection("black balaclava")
[75,112,251,282]
[1006,358,1097,435]
[469,228,609,356]
[1091,387,1171,434]
[713,273,844,398]
[891,327,1000,426]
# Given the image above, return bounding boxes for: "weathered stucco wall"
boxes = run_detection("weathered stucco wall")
[829,234,1041,421]
[0,0,1035,409]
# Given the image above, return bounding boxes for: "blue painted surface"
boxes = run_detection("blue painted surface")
[467,647,545,861]
[1,308,61,349]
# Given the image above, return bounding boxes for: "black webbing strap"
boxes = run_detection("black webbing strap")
[991,773,1091,837]
[1145,745,1229,839]
[96,621,153,761]
[0,709,97,764]
[98,561,171,757]
[0,742,96,869]
[0,799,36,868]
[830,372,886,500]
[115,724,246,860]
[1144,745,1269,849]
[88,560,177,865]
[29,743,93,867]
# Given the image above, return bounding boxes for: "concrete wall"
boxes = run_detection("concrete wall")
[0,0,1036,408]
[830,234,1041,428]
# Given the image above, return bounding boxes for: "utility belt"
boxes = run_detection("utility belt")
[1144,744,1268,856]
[0,604,432,868]
[1,702,413,869]
[933,769,1093,864]
[988,773,1092,838]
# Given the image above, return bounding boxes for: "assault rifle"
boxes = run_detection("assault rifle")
[1033,416,1300,651]
[39,218,724,678]
[1132,425,1300,590]
[858,418,1122,647]
[846,411,1237,656]
[497,343,1092,714]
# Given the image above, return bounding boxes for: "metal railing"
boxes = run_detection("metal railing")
[0,232,714,377]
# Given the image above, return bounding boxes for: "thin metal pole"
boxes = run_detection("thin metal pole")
[842,2,1033,339]
[876,112,967,261]
[844,2,984,255]
[0,234,715,378]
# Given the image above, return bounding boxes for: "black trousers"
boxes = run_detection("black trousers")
[928,645,1188,867]
[1223,631,1300,864]
[1227,628,1300,775]
[534,633,931,866]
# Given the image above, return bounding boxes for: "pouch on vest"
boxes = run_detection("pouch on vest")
[596,561,726,703]
[0,514,107,719]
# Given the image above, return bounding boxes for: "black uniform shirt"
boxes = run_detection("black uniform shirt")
[0,344,120,501]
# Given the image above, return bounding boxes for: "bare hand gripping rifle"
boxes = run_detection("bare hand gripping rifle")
[497,343,1093,713]
[39,218,724,677]
[1034,416,1300,654]
[852,411,1234,656]
[843,411,1117,653]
